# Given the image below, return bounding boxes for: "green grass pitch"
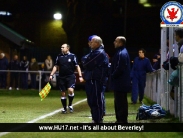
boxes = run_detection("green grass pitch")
[0,89,182,138]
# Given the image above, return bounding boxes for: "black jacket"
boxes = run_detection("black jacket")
[20,60,29,70]
[9,60,20,70]
[0,57,8,70]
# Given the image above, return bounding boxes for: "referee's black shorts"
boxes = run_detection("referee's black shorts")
[58,74,76,92]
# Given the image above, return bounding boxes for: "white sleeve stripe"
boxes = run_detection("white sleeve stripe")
[112,51,121,75]
[83,50,103,66]
[55,56,58,64]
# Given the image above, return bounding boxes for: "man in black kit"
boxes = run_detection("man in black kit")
[49,44,84,113]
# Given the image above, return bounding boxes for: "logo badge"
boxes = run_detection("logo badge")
[68,59,71,62]
[160,1,183,27]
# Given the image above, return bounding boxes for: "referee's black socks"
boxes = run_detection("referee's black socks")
[68,93,74,106]
[61,97,67,110]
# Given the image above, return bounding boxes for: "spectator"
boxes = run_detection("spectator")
[152,49,161,70]
[20,56,29,89]
[9,55,20,90]
[131,48,155,104]
[175,28,183,51]
[170,28,183,100]
[168,28,183,70]
[110,36,131,123]
[29,58,39,89]
[44,55,53,82]
[162,38,175,71]
[167,28,183,70]
[0,53,8,89]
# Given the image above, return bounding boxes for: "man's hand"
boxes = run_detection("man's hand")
[153,59,158,62]
[49,75,53,81]
[79,76,84,82]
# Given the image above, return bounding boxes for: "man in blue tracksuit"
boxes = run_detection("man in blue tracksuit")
[87,35,109,116]
[82,36,109,123]
[110,36,131,123]
[131,48,155,104]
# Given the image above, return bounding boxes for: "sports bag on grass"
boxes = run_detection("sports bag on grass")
[136,104,166,120]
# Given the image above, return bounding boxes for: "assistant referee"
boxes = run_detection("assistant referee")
[49,44,84,113]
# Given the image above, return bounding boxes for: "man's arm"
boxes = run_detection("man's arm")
[83,50,104,69]
[180,45,183,53]
[45,59,50,70]
[24,61,29,68]
[49,65,57,80]
[111,54,127,79]
[81,54,89,66]
[153,59,158,62]
[76,65,84,82]
[146,59,155,72]
[130,59,135,79]
[76,65,82,77]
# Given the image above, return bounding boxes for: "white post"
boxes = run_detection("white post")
[157,70,161,103]
[169,27,174,113]
[160,27,167,108]
[173,28,179,118]
[179,64,183,122]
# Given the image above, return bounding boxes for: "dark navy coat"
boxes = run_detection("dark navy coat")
[131,57,154,81]
[8,60,20,70]
[0,57,8,71]
[82,46,109,84]
[110,46,131,92]
[20,60,29,71]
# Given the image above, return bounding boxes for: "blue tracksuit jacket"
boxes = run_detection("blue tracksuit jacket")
[82,46,109,83]
[131,57,154,81]
[110,46,131,92]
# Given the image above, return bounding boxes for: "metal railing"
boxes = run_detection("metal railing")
[1,67,183,121]
[0,70,55,92]
[145,65,183,122]
[0,70,82,92]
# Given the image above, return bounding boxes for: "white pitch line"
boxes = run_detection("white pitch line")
[0,98,87,137]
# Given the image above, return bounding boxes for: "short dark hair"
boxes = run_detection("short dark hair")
[139,48,146,54]
[174,28,183,38]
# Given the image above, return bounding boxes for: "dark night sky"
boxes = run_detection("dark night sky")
[0,0,66,13]
[0,0,183,60]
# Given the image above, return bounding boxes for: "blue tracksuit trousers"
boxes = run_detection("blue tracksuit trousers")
[85,80,103,123]
[102,85,106,115]
[132,76,146,103]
